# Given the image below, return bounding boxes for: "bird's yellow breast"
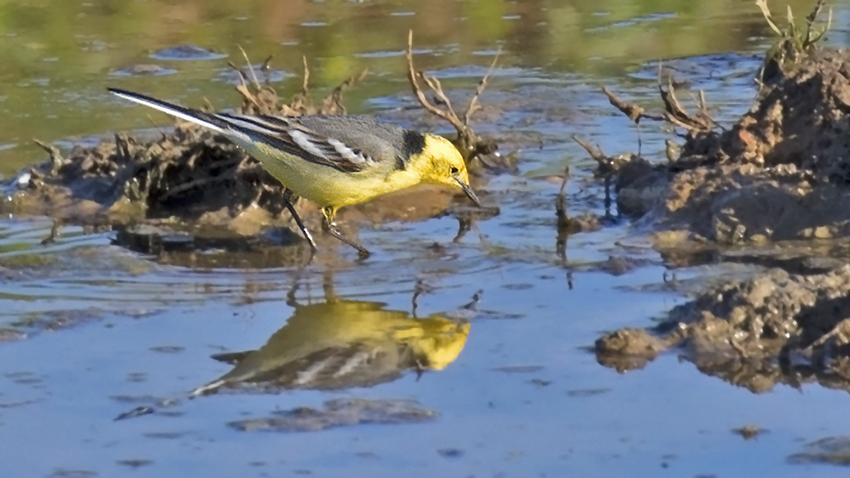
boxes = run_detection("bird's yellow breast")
[251,143,423,210]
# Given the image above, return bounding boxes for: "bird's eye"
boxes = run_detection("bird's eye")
[450,167,459,174]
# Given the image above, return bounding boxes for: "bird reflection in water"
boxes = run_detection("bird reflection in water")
[192,278,471,396]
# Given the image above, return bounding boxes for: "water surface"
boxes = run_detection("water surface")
[2,0,850,477]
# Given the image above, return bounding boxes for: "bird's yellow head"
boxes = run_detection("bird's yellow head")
[399,316,471,370]
[414,134,482,206]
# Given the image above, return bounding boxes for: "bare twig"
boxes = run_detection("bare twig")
[556,166,570,227]
[234,84,264,111]
[230,50,366,117]
[601,87,665,123]
[201,97,215,112]
[287,56,312,112]
[146,115,168,138]
[572,135,608,166]
[114,133,132,163]
[804,0,826,39]
[658,77,714,133]
[406,31,465,131]
[33,139,65,175]
[555,166,570,260]
[319,69,369,115]
[227,61,250,89]
[237,44,261,90]
[260,55,273,83]
[406,30,498,161]
[803,0,831,47]
[464,49,501,125]
[602,86,667,155]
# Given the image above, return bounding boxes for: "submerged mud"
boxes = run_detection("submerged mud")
[229,398,437,433]
[788,436,850,465]
[598,264,850,393]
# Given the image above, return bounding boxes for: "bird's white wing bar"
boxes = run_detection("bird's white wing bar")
[327,138,369,166]
[213,113,375,170]
[288,130,332,160]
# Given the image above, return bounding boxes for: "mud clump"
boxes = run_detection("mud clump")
[788,436,850,465]
[613,48,850,245]
[16,127,293,226]
[595,327,679,372]
[709,49,850,171]
[597,265,850,393]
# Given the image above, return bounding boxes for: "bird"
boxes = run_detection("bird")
[107,88,482,258]
[191,299,470,395]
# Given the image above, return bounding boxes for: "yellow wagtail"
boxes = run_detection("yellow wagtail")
[107,88,482,258]
[191,299,470,395]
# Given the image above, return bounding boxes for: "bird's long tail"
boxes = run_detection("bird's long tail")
[107,88,226,133]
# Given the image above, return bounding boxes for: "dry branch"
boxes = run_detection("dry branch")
[602,87,663,124]
[658,77,714,133]
[33,139,65,175]
[406,30,499,162]
[319,68,369,116]
[572,135,608,166]
[231,53,367,117]
[602,75,715,137]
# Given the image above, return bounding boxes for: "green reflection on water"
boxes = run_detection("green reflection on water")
[0,0,818,176]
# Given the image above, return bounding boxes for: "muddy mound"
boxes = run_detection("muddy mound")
[612,48,850,244]
[12,127,292,223]
[589,0,850,248]
[597,265,850,393]
[686,49,850,170]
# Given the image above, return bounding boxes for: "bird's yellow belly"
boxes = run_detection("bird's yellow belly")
[252,145,417,210]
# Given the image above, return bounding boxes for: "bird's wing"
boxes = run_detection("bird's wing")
[214,113,377,173]
[193,343,407,395]
[108,88,380,173]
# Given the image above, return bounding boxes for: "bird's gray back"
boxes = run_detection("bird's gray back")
[296,115,408,163]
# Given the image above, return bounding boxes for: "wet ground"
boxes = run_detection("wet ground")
[4,0,850,477]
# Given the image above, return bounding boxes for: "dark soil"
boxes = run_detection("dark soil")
[597,37,850,394]
[615,49,850,244]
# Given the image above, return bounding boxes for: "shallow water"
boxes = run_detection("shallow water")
[2,0,850,477]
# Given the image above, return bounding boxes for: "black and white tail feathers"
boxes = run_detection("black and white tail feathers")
[108,88,226,133]
[108,88,379,173]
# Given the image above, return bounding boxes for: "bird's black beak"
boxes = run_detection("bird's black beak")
[453,174,482,207]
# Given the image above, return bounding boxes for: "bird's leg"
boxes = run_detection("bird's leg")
[282,189,317,251]
[322,207,370,259]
